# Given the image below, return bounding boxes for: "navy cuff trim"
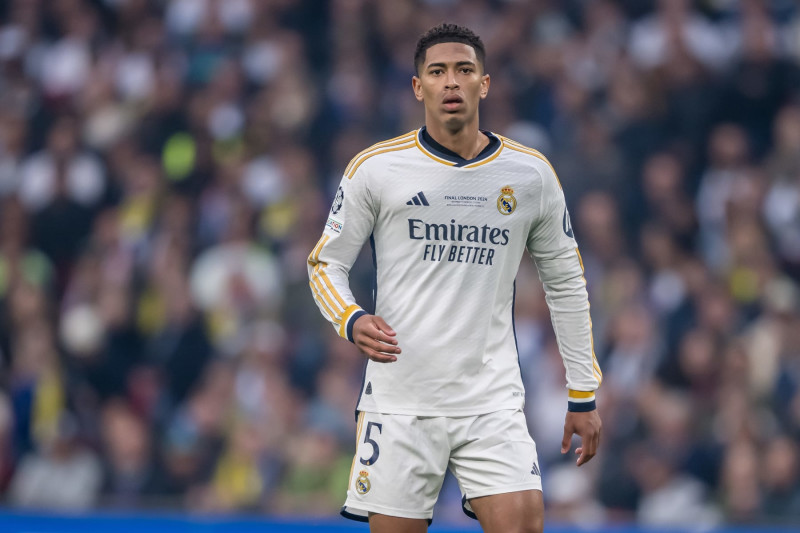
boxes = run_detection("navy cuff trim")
[346,310,367,343]
[568,400,596,412]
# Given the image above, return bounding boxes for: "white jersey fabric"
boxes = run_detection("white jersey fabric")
[308,127,601,417]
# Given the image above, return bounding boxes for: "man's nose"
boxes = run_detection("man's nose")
[445,70,459,89]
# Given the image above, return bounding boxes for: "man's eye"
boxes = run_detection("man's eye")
[430,69,442,75]
[460,68,473,74]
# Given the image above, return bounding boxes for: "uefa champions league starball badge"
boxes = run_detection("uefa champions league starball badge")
[331,186,344,215]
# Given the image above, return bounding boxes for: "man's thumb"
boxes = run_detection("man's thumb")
[561,427,571,454]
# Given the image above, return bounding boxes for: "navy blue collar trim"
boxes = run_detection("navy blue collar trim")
[419,127,501,167]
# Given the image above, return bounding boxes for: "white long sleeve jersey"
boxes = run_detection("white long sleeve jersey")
[308,128,602,417]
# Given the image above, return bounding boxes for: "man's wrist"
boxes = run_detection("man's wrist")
[568,389,596,412]
[339,305,366,342]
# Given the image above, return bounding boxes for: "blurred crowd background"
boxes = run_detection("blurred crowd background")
[0,0,799,527]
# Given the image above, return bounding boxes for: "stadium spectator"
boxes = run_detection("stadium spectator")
[0,0,798,526]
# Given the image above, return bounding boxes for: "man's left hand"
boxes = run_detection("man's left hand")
[561,410,602,467]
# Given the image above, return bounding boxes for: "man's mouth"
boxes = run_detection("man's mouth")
[443,95,463,110]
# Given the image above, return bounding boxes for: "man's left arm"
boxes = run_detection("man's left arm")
[526,163,602,467]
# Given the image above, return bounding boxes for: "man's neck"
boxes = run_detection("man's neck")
[424,120,488,160]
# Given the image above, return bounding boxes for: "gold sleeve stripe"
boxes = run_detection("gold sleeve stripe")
[501,136,550,161]
[462,141,505,168]
[568,389,595,399]
[501,136,545,154]
[348,411,366,482]
[590,313,603,383]
[309,275,342,320]
[308,236,342,323]
[314,262,347,311]
[308,281,341,326]
[344,131,415,175]
[502,142,552,169]
[344,132,416,176]
[592,344,603,380]
[338,304,363,338]
[501,140,563,190]
[575,247,603,384]
[321,271,348,311]
[308,236,349,323]
[307,235,329,266]
[345,136,415,177]
[347,142,416,179]
[414,136,457,167]
[308,233,349,320]
[310,272,344,318]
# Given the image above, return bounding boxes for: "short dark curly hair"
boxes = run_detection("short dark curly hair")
[414,23,485,75]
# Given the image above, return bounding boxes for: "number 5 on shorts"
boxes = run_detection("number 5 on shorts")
[359,422,382,466]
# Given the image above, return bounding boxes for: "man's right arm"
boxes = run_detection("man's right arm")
[308,170,402,361]
[307,171,374,343]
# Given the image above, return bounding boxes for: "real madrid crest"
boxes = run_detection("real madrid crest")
[355,470,371,494]
[497,185,516,215]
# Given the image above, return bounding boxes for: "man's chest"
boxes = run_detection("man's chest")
[375,164,536,232]
[370,163,538,268]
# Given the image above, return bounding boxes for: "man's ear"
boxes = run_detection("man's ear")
[480,74,490,99]
[412,76,424,102]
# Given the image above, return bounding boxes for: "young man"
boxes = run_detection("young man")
[308,24,602,533]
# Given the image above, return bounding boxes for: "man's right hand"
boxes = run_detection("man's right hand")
[352,314,400,363]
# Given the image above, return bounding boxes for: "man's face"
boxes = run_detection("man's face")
[412,42,490,131]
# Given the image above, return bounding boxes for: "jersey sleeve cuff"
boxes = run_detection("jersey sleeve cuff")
[568,389,596,412]
[338,305,366,343]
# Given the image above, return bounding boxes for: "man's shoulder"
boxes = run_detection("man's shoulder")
[343,130,419,180]
[497,134,552,168]
[497,134,561,185]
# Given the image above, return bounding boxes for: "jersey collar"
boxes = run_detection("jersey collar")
[415,127,503,168]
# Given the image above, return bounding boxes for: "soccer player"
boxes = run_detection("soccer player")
[308,23,602,533]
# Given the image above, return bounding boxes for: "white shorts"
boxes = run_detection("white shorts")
[342,408,542,522]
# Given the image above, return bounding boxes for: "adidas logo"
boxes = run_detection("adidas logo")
[365,382,372,395]
[531,462,541,476]
[406,191,430,206]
